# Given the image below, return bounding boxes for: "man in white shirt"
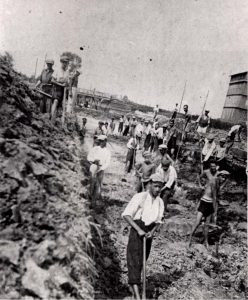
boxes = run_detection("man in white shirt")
[143,121,152,151]
[135,120,144,149]
[202,135,217,169]
[122,173,164,300]
[87,135,111,204]
[196,110,210,136]
[153,104,159,120]
[155,158,177,210]
[51,55,70,124]
[226,124,244,153]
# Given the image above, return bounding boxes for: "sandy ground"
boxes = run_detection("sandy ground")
[77,114,247,300]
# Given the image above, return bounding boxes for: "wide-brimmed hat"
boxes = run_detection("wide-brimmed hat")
[220,138,226,143]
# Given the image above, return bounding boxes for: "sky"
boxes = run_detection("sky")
[1,0,248,117]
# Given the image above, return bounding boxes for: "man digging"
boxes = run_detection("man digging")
[122,174,164,300]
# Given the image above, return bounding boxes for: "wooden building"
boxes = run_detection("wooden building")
[221,72,247,123]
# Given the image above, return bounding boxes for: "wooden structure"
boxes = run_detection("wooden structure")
[221,72,247,123]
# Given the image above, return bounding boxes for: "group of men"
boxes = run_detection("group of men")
[83,102,244,299]
[35,55,80,123]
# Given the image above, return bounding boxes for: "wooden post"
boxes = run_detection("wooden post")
[178,80,187,114]
[142,236,146,300]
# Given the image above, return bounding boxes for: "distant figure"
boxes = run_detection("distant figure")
[109,118,116,134]
[118,115,124,134]
[93,121,104,146]
[125,133,138,173]
[196,110,210,137]
[79,117,87,143]
[35,59,54,114]
[153,104,159,120]
[182,104,191,142]
[51,55,70,123]
[135,151,156,192]
[102,122,110,136]
[226,124,244,153]
[123,116,130,136]
[143,120,152,151]
[166,119,179,159]
[171,103,178,120]
[87,135,111,204]
[135,120,144,149]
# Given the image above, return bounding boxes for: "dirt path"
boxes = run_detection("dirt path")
[78,114,247,300]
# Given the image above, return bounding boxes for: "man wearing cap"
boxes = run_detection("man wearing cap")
[93,121,104,146]
[102,121,110,136]
[35,59,55,113]
[153,144,173,168]
[87,135,111,203]
[125,133,138,173]
[79,117,87,143]
[135,151,156,192]
[196,110,210,136]
[171,103,178,120]
[143,120,152,151]
[202,135,217,169]
[123,116,130,136]
[122,173,164,299]
[153,104,159,120]
[50,55,70,123]
[155,158,177,210]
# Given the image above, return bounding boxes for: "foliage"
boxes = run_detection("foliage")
[61,51,82,72]
[1,51,14,68]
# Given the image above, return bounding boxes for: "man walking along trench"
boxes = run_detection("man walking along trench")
[122,174,164,300]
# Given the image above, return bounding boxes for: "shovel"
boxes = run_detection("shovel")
[142,236,146,300]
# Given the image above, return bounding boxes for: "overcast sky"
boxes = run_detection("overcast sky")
[1,0,248,117]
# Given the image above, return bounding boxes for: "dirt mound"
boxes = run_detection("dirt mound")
[0,56,94,299]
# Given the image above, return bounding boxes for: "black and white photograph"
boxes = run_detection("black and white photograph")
[0,1,247,299]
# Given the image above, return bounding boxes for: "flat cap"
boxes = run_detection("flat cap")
[97,135,107,141]
[46,59,54,65]
[149,173,164,183]
[60,55,69,62]
[159,144,168,149]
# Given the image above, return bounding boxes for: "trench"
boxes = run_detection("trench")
[77,114,246,300]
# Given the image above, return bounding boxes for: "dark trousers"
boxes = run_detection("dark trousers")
[123,125,129,136]
[144,134,151,151]
[126,149,136,173]
[118,122,124,133]
[127,220,155,285]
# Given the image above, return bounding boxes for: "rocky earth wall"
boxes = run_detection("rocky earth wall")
[0,56,94,299]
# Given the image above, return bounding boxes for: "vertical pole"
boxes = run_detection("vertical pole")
[201,90,209,116]
[43,54,47,69]
[34,58,38,79]
[142,237,146,300]
[178,80,187,114]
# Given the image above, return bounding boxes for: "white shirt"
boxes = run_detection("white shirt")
[55,67,70,84]
[87,146,111,171]
[127,137,138,149]
[155,127,163,139]
[155,164,177,189]
[143,124,151,135]
[154,106,159,113]
[228,125,241,136]
[202,139,216,161]
[102,126,110,136]
[135,123,144,137]
[122,192,164,226]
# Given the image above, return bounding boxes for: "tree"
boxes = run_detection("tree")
[61,51,82,72]
[2,52,14,68]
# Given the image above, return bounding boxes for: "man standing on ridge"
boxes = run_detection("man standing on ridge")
[35,58,55,114]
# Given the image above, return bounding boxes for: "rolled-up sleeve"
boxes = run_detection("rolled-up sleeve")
[157,199,164,223]
[122,194,141,219]
[100,150,111,171]
[165,167,177,189]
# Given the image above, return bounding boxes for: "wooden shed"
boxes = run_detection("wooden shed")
[221,72,247,123]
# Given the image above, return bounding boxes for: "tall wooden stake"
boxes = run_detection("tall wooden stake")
[34,58,38,79]
[178,80,187,114]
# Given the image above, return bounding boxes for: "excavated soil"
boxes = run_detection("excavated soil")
[78,114,247,300]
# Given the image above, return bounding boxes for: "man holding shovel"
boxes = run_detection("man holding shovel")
[122,174,164,300]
